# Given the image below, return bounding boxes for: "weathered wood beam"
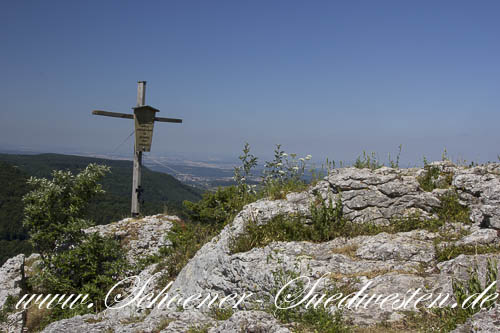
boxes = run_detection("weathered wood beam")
[154,117,183,123]
[92,110,134,119]
[93,110,181,123]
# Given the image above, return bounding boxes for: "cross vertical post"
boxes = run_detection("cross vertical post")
[92,81,182,218]
[131,81,146,216]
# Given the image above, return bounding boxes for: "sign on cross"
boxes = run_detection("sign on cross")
[92,81,182,216]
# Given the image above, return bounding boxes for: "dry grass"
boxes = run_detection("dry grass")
[25,306,50,332]
[152,318,173,333]
[329,268,412,281]
[331,243,359,259]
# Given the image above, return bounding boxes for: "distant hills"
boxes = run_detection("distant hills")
[0,153,203,264]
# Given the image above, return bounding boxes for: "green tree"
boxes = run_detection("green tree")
[22,164,128,318]
[22,164,110,267]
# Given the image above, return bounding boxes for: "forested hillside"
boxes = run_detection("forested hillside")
[0,153,202,264]
[0,162,32,264]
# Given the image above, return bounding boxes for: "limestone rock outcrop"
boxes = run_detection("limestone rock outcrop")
[0,254,25,333]
[3,162,500,332]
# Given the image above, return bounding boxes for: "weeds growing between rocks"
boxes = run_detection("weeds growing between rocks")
[230,190,472,255]
[269,267,352,333]
[417,165,453,192]
[354,258,498,332]
[0,295,17,323]
[152,220,222,289]
[435,243,500,262]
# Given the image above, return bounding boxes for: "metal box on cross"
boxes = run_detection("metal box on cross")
[133,105,159,152]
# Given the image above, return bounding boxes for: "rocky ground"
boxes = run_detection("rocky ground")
[1,161,499,332]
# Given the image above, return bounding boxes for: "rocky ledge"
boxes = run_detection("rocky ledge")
[1,161,499,332]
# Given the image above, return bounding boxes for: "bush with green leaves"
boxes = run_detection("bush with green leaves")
[23,164,110,266]
[184,143,314,224]
[31,233,127,312]
[22,163,128,318]
[183,186,254,225]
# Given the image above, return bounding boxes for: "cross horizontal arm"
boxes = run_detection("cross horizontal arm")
[154,117,183,123]
[92,110,134,119]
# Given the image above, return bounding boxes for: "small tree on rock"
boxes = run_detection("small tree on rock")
[22,164,110,268]
[22,163,127,314]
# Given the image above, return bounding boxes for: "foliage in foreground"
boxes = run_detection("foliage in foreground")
[230,190,471,254]
[374,259,498,332]
[0,295,17,324]
[269,267,351,333]
[152,219,222,288]
[267,259,498,333]
[23,164,110,265]
[417,164,454,192]
[353,145,402,170]
[149,144,314,288]
[21,164,129,330]
[183,186,253,225]
[435,243,500,262]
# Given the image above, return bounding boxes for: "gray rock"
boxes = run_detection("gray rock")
[86,214,175,264]
[209,311,291,333]
[454,227,498,246]
[355,232,435,263]
[454,165,500,229]
[18,162,500,331]
[0,254,24,308]
[0,254,25,333]
[41,310,215,333]
[320,167,442,224]
[452,306,500,332]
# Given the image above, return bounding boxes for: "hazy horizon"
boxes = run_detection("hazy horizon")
[2,1,499,165]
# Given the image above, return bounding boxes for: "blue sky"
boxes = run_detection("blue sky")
[1,0,499,164]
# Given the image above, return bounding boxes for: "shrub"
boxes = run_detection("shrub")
[21,163,128,327]
[183,186,252,225]
[209,307,234,321]
[30,233,127,312]
[263,144,306,183]
[388,144,403,169]
[261,144,311,199]
[22,164,110,266]
[388,211,445,233]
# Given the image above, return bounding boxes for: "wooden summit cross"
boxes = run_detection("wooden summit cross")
[92,81,182,217]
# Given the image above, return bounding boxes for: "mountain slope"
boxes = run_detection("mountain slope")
[0,153,202,264]
[0,162,32,264]
[10,161,498,332]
